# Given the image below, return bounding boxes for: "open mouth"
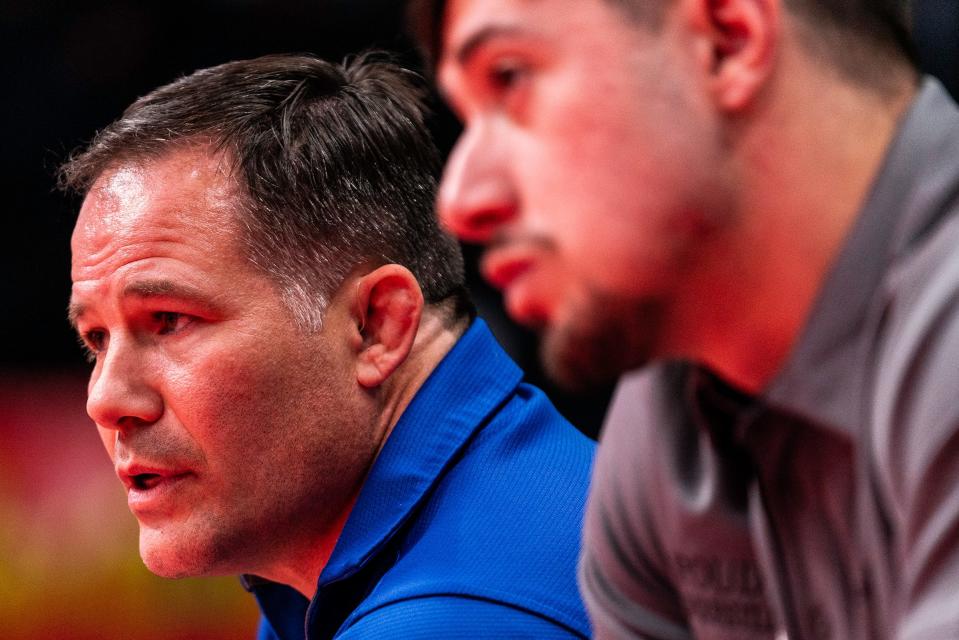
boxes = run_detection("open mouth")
[132,473,164,490]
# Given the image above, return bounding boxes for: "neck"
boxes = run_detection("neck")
[371,310,468,455]
[266,490,361,599]
[263,310,467,599]
[665,54,918,393]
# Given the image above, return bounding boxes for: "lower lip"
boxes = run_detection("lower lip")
[482,249,555,325]
[502,272,550,328]
[127,474,192,514]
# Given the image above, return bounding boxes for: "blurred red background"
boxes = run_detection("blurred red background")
[0,371,260,639]
[0,4,423,636]
[0,2,609,636]
[2,1,955,637]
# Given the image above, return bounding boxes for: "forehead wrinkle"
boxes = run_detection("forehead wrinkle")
[71,165,149,256]
[80,147,242,236]
[72,162,246,280]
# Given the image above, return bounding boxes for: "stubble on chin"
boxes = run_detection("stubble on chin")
[540,291,664,392]
[137,505,267,579]
[139,526,213,578]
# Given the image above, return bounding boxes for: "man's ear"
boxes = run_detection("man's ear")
[686,0,779,111]
[351,264,424,389]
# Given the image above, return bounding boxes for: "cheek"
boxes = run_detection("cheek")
[170,353,274,434]
[165,346,322,464]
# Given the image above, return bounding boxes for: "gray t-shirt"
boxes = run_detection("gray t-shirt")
[580,78,959,640]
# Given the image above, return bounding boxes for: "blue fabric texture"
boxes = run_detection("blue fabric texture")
[247,319,595,639]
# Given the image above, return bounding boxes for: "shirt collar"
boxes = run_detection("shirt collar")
[243,319,524,633]
[318,317,522,585]
[765,77,959,435]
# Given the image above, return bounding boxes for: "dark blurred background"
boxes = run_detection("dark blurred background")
[1,1,957,638]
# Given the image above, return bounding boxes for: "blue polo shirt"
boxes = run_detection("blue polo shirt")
[246,319,595,639]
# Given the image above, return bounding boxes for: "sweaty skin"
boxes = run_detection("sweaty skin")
[70,147,378,594]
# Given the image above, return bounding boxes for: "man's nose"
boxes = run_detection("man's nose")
[86,337,163,432]
[437,122,518,244]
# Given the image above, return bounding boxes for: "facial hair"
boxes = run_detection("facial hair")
[541,287,665,392]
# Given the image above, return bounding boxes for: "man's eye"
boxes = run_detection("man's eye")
[487,58,529,93]
[78,330,106,363]
[155,312,190,335]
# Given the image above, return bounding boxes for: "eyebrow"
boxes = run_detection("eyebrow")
[122,279,207,301]
[67,279,211,329]
[451,24,530,66]
[67,301,86,329]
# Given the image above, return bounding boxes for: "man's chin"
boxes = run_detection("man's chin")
[539,295,662,392]
[541,329,628,392]
[139,525,219,579]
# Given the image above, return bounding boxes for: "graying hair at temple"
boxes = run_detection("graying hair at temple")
[60,52,472,330]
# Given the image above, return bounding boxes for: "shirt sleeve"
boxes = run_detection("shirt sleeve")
[335,595,586,639]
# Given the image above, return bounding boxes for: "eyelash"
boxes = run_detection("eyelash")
[155,311,188,335]
[486,58,530,97]
[76,312,190,363]
[78,330,106,364]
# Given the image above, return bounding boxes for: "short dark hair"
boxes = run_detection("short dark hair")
[60,52,472,329]
[784,0,916,90]
[408,0,915,86]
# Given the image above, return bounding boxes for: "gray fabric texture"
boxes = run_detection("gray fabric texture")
[580,78,959,640]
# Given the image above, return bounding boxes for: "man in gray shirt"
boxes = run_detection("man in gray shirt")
[412,0,959,637]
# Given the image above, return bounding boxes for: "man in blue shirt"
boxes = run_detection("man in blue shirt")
[62,53,593,639]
